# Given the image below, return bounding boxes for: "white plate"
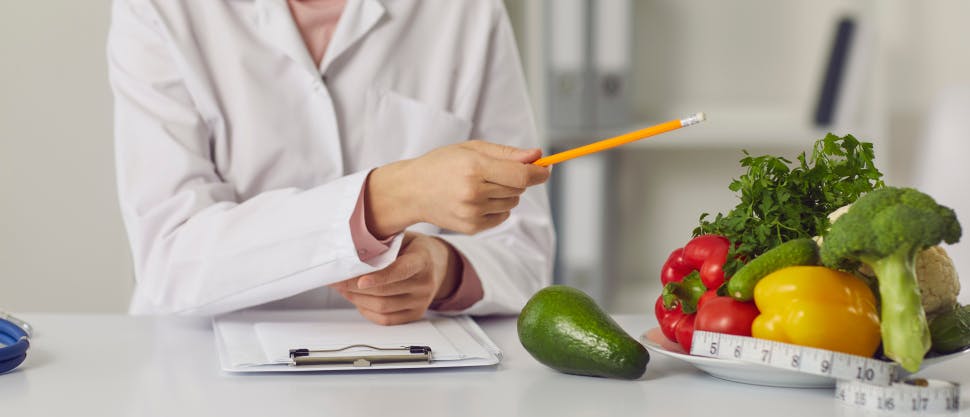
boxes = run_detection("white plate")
[641,327,970,389]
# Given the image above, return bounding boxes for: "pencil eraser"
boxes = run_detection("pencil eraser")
[681,112,707,127]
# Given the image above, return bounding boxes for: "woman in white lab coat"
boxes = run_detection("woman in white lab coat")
[107,0,555,323]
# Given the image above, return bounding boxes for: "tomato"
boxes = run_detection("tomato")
[697,290,718,311]
[694,296,759,337]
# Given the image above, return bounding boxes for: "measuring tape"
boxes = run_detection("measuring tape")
[690,331,961,413]
[836,379,960,413]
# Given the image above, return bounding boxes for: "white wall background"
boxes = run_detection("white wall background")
[1,1,968,313]
[0,1,133,313]
[882,0,970,310]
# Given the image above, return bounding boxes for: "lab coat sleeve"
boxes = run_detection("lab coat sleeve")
[107,0,401,315]
[435,2,556,316]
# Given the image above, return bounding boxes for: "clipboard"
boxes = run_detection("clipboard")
[213,309,502,372]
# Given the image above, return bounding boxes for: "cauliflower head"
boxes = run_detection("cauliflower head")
[915,245,960,316]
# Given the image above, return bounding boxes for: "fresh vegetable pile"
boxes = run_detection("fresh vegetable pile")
[654,134,970,373]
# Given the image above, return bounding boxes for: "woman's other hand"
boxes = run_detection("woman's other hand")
[332,232,462,325]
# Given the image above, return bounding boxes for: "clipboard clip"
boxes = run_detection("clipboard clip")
[288,344,433,367]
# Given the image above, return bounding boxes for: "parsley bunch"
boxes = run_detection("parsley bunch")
[693,133,885,277]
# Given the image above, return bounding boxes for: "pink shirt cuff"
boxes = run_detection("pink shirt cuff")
[350,172,483,310]
[431,255,484,311]
[349,177,395,261]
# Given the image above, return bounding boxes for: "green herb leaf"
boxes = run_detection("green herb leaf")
[692,134,885,277]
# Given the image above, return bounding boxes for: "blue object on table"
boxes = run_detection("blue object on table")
[0,313,31,374]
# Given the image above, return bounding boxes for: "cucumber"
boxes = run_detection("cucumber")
[727,238,820,301]
[929,304,970,354]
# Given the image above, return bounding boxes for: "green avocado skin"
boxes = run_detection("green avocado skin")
[517,285,649,380]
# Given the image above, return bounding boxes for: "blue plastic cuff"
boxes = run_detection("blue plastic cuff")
[0,319,29,374]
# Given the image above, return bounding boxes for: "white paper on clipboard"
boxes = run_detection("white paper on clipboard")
[213,309,502,372]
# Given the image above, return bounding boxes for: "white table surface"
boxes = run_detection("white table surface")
[2,313,968,417]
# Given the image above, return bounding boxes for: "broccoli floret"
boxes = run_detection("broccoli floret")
[820,205,962,318]
[820,187,961,372]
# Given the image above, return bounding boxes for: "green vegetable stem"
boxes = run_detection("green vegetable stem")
[662,271,707,314]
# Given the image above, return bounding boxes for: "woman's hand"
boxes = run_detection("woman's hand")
[365,140,550,238]
[331,232,463,325]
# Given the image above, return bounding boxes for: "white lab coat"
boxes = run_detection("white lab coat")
[107,0,555,315]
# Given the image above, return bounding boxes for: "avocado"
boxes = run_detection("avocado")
[517,285,649,379]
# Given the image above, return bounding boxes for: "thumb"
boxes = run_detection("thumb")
[356,252,425,289]
[465,140,542,163]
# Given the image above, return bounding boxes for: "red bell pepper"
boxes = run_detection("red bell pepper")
[654,296,685,342]
[656,289,710,353]
[654,283,701,352]
[662,234,731,289]
[654,234,733,352]
[674,314,697,353]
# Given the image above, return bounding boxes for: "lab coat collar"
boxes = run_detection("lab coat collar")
[320,0,386,74]
[253,0,320,76]
[253,0,386,76]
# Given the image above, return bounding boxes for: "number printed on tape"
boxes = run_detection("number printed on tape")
[689,331,961,413]
[690,331,895,386]
[835,379,961,413]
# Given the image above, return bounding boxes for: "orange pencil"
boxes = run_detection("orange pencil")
[532,113,707,167]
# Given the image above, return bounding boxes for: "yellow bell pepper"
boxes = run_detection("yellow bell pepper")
[752,266,881,357]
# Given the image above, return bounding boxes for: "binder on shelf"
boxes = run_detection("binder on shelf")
[543,0,632,135]
[814,16,856,127]
[213,309,502,372]
[545,0,589,132]
[592,0,632,129]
